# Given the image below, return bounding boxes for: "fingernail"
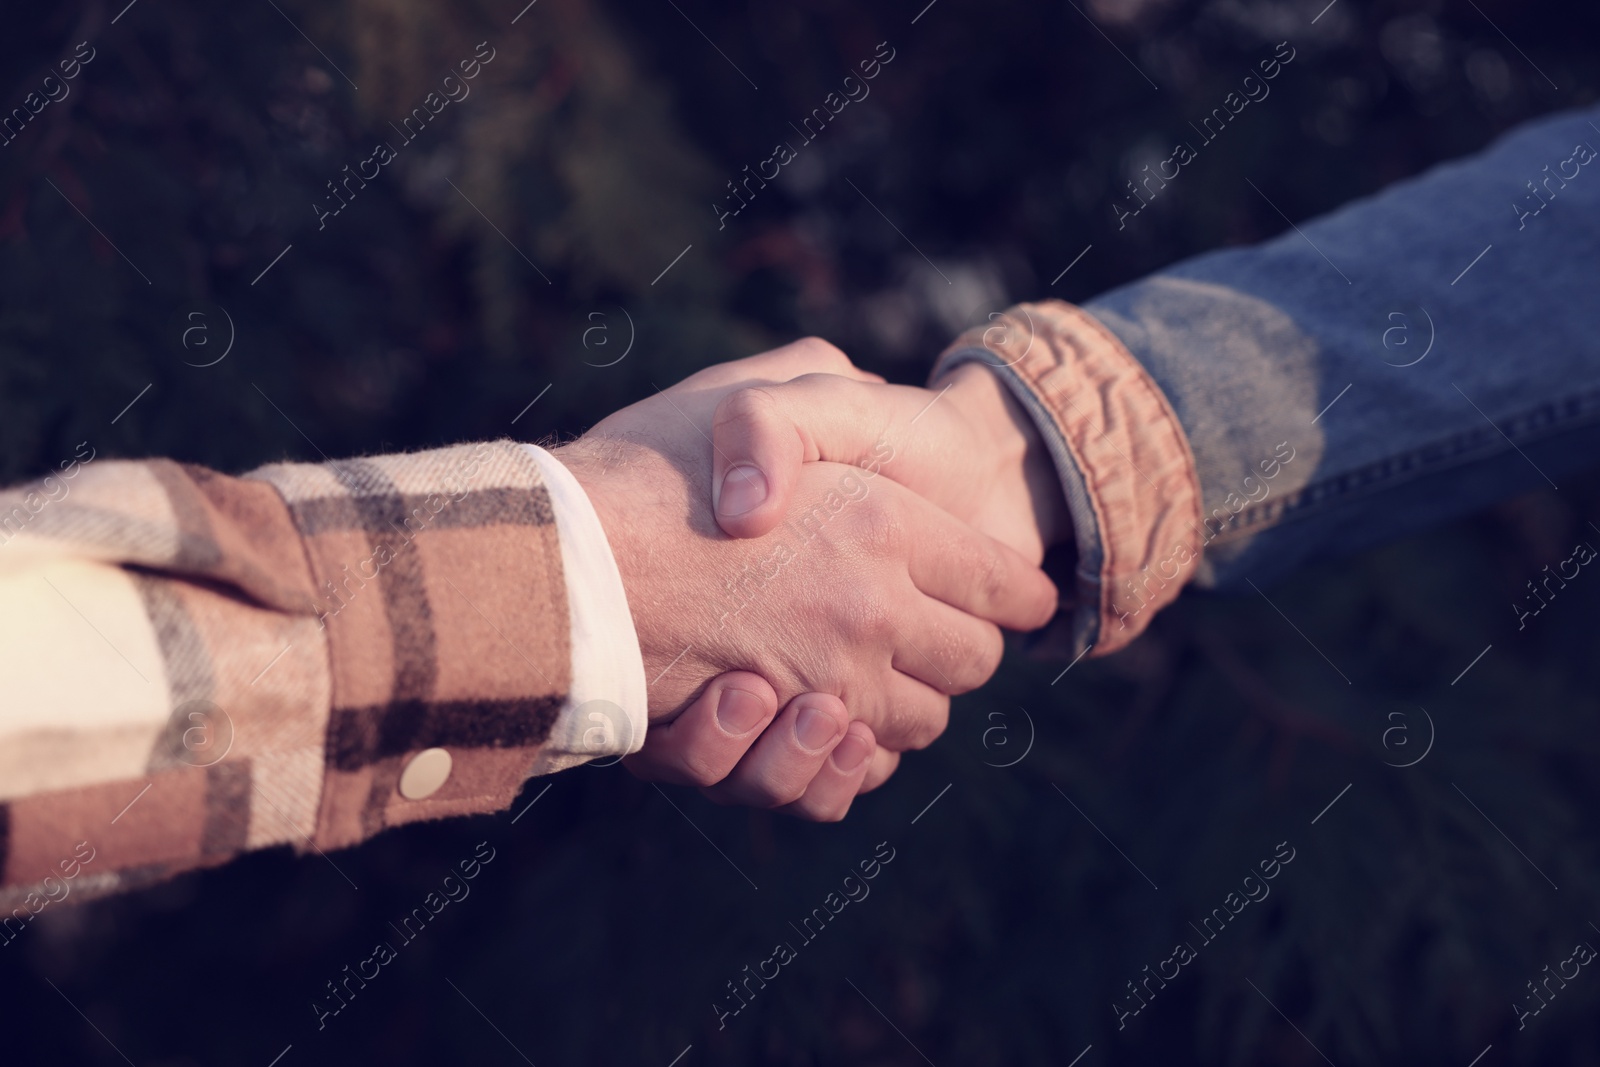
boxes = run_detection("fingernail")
[795,702,842,751]
[716,687,768,735]
[830,731,872,772]
[717,464,769,517]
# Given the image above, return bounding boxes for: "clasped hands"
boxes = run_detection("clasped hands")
[555,338,1069,820]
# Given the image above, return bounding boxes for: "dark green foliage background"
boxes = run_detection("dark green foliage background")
[0,0,1597,1063]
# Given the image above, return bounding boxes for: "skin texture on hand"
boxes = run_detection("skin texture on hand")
[709,360,1069,564]
[552,341,1058,754]
[634,349,1074,821]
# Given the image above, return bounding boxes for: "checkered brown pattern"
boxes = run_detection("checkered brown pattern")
[0,440,569,908]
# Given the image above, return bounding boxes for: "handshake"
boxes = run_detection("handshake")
[554,337,1072,822]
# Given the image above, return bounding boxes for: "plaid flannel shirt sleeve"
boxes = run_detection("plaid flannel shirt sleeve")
[0,439,625,909]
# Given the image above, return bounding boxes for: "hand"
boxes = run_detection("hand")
[708,360,1069,564]
[553,340,1058,754]
[628,356,1068,822]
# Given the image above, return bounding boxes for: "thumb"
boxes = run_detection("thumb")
[712,374,946,539]
[710,386,808,539]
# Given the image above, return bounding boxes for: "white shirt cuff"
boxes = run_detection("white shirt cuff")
[519,443,648,774]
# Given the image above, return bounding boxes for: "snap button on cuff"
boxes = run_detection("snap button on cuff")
[399,747,453,799]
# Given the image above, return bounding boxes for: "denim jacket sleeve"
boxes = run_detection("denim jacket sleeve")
[933,104,1600,657]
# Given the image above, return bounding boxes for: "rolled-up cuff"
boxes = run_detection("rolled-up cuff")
[931,300,1204,656]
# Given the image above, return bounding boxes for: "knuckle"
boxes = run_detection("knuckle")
[714,385,780,434]
[844,596,896,649]
[974,544,1011,611]
[878,693,940,751]
[712,766,805,809]
[699,785,739,808]
[791,336,853,372]
[850,498,905,558]
[898,696,949,751]
[774,784,810,809]
[959,625,1005,690]
[679,754,729,789]
[747,778,805,809]
[788,370,850,397]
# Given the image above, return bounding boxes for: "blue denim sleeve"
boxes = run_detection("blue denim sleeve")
[1083,104,1600,590]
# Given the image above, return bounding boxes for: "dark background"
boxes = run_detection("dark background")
[1,0,1598,1063]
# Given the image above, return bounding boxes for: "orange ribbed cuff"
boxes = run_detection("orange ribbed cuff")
[933,300,1204,656]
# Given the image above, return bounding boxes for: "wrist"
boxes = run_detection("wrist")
[550,437,706,721]
[938,362,1070,555]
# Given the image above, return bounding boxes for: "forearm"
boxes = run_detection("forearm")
[1084,103,1600,591]
[0,440,641,907]
[939,104,1600,653]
